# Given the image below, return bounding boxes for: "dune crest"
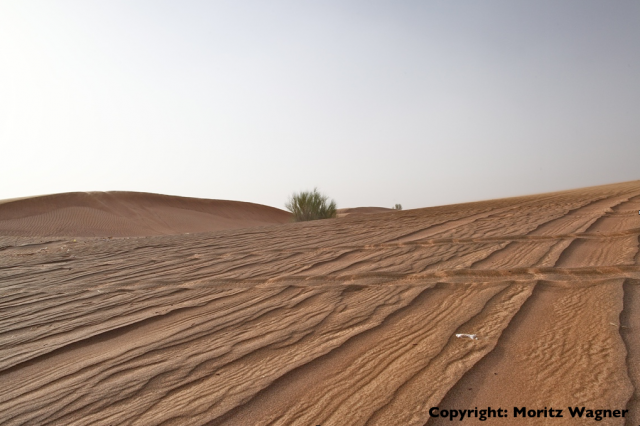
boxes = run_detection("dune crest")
[336,207,393,218]
[0,191,291,237]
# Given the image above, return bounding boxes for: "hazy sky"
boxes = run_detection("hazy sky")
[1,1,638,210]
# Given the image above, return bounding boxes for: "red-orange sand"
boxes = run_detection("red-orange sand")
[0,191,292,237]
[0,182,639,425]
[337,207,393,218]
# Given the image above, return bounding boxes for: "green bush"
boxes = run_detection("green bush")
[285,188,337,221]
[393,204,402,210]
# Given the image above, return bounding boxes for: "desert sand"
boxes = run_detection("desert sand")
[0,191,292,237]
[0,181,639,425]
[336,207,393,218]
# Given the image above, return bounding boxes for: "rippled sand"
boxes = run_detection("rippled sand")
[1,181,639,425]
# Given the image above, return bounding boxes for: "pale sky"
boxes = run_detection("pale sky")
[1,1,638,210]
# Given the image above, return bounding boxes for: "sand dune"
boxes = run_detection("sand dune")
[336,207,393,218]
[0,191,292,237]
[0,181,639,425]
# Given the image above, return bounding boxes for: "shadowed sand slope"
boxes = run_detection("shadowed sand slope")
[0,180,639,425]
[0,191,292,236]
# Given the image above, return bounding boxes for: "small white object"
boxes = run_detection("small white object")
[455,333,478,340]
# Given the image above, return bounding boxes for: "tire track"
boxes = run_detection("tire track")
[427,197,639,425]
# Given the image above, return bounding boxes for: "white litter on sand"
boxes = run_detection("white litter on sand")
[455,333,478,340]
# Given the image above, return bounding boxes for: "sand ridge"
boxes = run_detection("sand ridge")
[0,180,639,425]
[0,191,292,237]
[336,207,393,218]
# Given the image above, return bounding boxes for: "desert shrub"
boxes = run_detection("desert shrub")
[393,204,402,210]
[285,188,337,221]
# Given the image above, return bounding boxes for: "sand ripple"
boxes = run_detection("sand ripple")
[0,181,639,425]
